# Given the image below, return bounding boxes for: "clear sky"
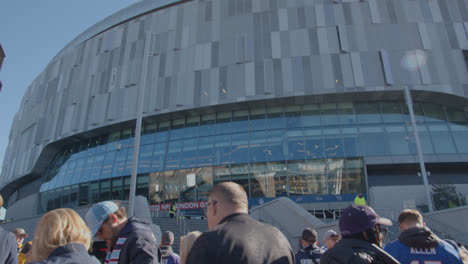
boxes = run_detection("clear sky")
[0,0,142,175]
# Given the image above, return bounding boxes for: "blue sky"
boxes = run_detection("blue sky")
[0,0,141,175]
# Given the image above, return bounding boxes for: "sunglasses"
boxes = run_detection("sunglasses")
[203,200,217,216]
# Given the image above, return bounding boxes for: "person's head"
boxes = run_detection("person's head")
[32,208,92,261]
[85,201,128,249]
[358,193,363,198]
[339,205,391,248]
[398,209,424,231]
[13,228,28,245]
[161,231,175,246]
[323,230,340,249]
[204,182,248,230]
[301,228,318,248]
[180,231,202,264]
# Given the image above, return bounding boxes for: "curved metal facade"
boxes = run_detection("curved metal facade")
[2,0,468,202]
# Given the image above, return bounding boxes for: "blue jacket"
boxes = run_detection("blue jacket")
[0,226,18,264]
[384,227,463,264]
[29,243,100,264]
[295,244,325,264]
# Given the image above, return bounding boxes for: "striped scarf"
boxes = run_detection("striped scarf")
[104,237,128,264]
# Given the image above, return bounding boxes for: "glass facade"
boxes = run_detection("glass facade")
[38,101,468,212]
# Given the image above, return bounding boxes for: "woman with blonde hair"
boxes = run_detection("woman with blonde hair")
[179,231,202,264]
[29,208,100,264]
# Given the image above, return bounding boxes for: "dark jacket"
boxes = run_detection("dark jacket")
[186,213,295,264]
[295,244,325,264]
[0,226,18,264]
[117,216,161,264]
[161,246,180,264]
[29,243,100,264]
[384,227,463,264]
[320,238,400,264]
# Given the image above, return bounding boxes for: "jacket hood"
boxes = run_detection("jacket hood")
[120,216,153,237]
[160,246,173,258]
[399,226,441,248]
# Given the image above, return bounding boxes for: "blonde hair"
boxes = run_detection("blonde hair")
[33,208,92,261]
[180,231,202,264]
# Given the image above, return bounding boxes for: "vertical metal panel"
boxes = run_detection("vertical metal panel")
[417,23,432,50]
[337,25,350,52]
[317,28,329,54]
[379,49,394,85]
[350,52,365,87]
[368,0,381,23]
[315,5,326,27]
[245,62,255,96]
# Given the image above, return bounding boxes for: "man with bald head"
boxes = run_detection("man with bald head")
[187,182,295,264]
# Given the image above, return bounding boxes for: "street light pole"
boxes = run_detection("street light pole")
[404,86,434,212]
[129,31,153,216]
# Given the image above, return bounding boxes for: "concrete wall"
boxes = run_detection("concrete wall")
[3,0,468,194]
[423,206,468,244]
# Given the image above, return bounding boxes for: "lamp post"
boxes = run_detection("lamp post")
[128,31,153,217]
[404,86,434,212]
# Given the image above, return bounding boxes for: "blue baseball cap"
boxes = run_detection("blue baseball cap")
[85,201,119,237]
[339,205,392,237]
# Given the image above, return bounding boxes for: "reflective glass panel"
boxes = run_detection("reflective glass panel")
[136,174,149,199]
[100,152,116,179]
[199,114,215,136]
[249,131,267,163]
[180,168,197,202]
[112,149,127,177]
[285,128,305,161]
[249,108,266,131]
[304,128,324,160]
[149,172,163,204]
[166,140,182,170]
[100,180,111,201]
[198,136,214,167]
[356,102,382,124]
[267,129,286,162]
[184,116,200,139]
[194,167,213,201]
[214,134,231,165]
[429,124,456,154]
[215,112,232,134]
[450,124,468,153]
[89,181,99,203]
[230,164,250,196]
[338,102,356,125]
[231,132,250,164]
[302,104,321,127]
[288,161,309,196]
[285,105,302,128]
[342,126,359,157]
[213,165,230,185]
[323,127,344,158]
[111,177,123,200]
[266,106,284,130]
[306,159,327,195]
[164,170,179,203]
[346,158,365,193]
[170,118,185,140]
[138,145,153,173]
[181,138,198,168]
[359,125,385,156]
[320,103,340,126]
[151,143,167,172]
[232,110,249,133]
[423,103,446,122]
[381,102,404,123]
[385,125,410,155]
[327,159,346,194]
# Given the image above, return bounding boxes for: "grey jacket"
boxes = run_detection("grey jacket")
[116,216,161,264]
[0,226,18,264]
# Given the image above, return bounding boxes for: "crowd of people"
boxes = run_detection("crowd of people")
[0,182,467,264]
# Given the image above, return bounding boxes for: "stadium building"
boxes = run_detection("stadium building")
[2,0,468,221]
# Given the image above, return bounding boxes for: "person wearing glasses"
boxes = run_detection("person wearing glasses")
[187,182,295,264]
[384,209,463,264]
[85,201,161,264]
[320,205,399,264]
